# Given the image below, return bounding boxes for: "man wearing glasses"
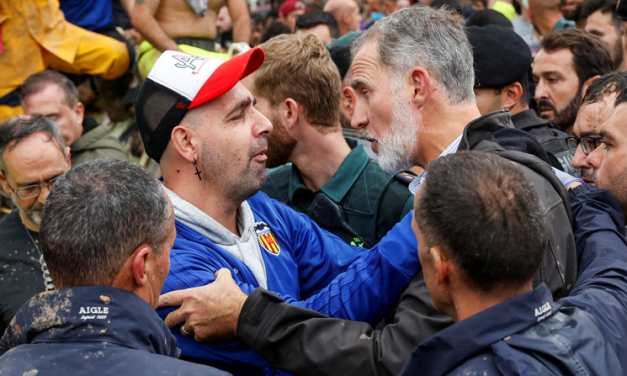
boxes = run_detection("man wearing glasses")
[570,72,627,185]
[0,114,70,334]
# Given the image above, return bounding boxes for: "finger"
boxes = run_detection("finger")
[158,289,188,309]
[164,307,187,328]
[214,268,233,281]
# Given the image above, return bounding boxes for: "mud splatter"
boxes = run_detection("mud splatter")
[100,295,110,304]
[27,289,74,331]
[14,325,21,334]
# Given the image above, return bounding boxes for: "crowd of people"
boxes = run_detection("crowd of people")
[1,0,627,375]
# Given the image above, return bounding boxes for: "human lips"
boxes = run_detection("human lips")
[252,148,268,162]
[580,177,596,186]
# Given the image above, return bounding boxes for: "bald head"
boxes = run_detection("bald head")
[323,0,361,35]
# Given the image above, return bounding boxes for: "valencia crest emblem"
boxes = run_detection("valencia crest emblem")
[255,222,281,256]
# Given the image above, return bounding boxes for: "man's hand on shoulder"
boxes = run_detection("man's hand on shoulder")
[158,268,247,341]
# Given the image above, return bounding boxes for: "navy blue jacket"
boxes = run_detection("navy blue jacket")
[400,185,627,375]
[0,286,229,376]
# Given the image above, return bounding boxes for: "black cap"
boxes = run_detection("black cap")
[618,0,627,20]
[467,25,532,88]
[329,45,351,80]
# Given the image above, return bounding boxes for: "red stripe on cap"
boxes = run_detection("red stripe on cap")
[189,47,265,110]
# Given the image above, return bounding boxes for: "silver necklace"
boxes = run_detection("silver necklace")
[22,223,54,291]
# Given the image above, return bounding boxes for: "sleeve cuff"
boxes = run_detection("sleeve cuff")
[569,183,598,198]
[236,288,284,348]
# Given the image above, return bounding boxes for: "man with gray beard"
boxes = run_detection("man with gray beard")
[158,6,578,376]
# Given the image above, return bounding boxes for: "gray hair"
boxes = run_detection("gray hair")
[0,115,66,171]
[40,159,173,288]
[351,6,475,104]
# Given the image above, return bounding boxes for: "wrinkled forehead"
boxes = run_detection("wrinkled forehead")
[600,102,627,137]
[185,82,252,121]
[351,41,388,86]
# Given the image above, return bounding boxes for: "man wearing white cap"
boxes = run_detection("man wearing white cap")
[133,48,419,375]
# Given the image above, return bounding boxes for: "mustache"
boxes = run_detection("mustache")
[536,101,557,112]
[250,138,268,158]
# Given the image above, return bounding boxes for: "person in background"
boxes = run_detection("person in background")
[529,0,576,37]
[560,0,588,28]
[131,0,251,78]
[0,115,71,335]
[250,13,266,46]
[0,159,229,376]
[261,21,293,43]
[533,29,612,134]
[20,71,129,166]
[295,11,341,45]
[323,0,362,36]
[216,5,234,49]
[278,0,311,30]
[465,9,514,27]
[250,33,414,247]
[0,0,130,123]
[512,0,542,56]
[469,25,577,174]
[582,0,627,71]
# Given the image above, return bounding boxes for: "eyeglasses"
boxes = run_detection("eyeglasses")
[567,136,603,156]
[4,175,63,200]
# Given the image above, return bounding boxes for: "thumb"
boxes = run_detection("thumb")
[214,268,234,283]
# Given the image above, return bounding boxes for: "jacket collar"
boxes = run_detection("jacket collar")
[288,137,369,204]
[400,284,560,376]
[0,286,180,358]
[71,121,109,153]
[458,110,514,152]
[510,109,551,131]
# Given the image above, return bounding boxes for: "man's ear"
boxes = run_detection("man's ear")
[409,67,432,108]
[281,98,300,130]
[170,125,201,163]
[430,246,451,286]
[0,169,11,196]
[341,86,357,117]
[503,82,523,110]
[582,75,601,99]
[74,102,85,125]
[131,245,151,287]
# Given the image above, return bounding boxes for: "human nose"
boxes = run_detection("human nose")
[255,109,273,137]
[351,100,369,130]
[535,79,548,101]
[571,143,589,169]
[586,143,605,169]
[38,184,52,204]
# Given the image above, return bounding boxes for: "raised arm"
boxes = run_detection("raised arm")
[224,0,251,43]
[131,0,181,52]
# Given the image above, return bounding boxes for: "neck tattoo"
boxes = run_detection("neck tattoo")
[22,222,54,291]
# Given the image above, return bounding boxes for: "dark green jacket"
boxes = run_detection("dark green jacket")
[70,121,129,166]
[261,138,414,247]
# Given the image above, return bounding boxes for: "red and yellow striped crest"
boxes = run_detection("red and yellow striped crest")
[255,222,281,256]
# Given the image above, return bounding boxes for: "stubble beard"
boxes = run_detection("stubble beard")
[367,92,417,173]
[201,138,268,203]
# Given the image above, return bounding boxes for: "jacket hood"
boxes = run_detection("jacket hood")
[0,286,180,358]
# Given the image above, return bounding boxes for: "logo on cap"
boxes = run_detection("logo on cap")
[172,55,207,75]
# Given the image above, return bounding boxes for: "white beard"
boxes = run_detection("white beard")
[367,94,417,173]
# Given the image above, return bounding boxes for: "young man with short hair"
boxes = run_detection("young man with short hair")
[583,0,627,71]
